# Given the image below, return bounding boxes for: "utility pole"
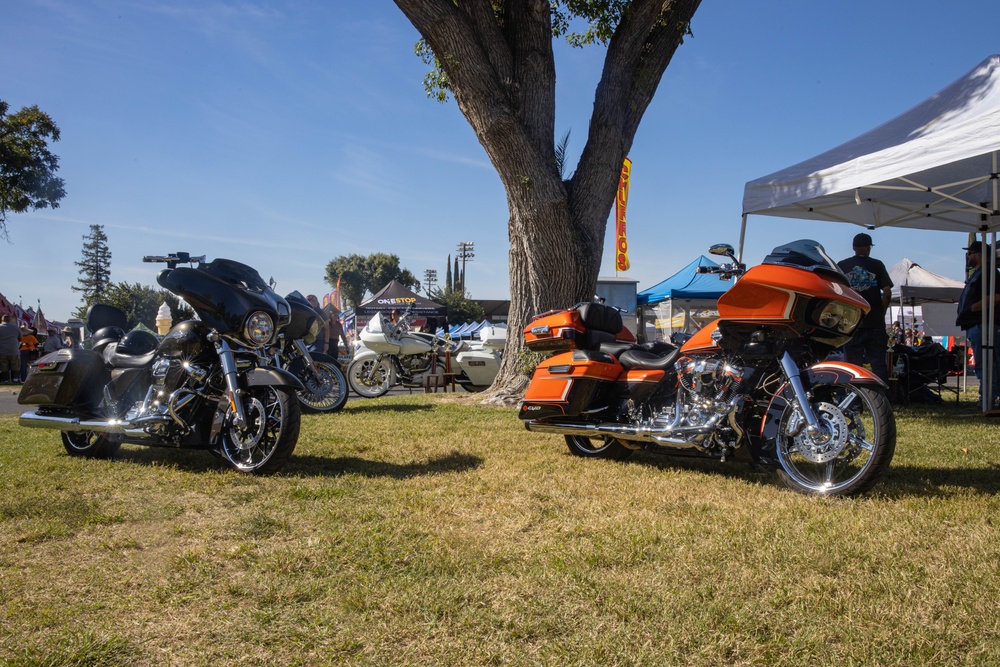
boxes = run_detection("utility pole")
[456,241,474,293]
[423,268,438,294]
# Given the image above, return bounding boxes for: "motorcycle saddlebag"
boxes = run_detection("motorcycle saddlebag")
[17,348,108,408]
[523,303,624,352]
[519,349,622,420]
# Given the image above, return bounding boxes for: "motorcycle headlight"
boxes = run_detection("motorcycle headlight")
[244,311,276,346]
[814,301,863,334]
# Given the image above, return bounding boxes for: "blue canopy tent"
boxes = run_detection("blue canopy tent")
[637,256,731,339]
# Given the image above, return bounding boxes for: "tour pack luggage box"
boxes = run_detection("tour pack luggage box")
[524,302,632,352]
[18,348,108,408]
[519,349,622,420]
[523,309,588,352]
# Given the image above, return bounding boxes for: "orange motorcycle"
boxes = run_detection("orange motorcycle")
[519,240,896,496]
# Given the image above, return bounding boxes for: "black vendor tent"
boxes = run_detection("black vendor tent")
[355,280,447,316]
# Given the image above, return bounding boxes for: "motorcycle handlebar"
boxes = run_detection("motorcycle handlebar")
[142,253,206,268]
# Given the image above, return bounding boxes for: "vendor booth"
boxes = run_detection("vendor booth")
[636,256,731,341]
[742,55,1000,412]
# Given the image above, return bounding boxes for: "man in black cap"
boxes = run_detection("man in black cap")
[956,240,1000,410]
[837,233,893,383]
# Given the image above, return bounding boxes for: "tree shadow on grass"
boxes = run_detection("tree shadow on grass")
[879,463,1000,498]
[621,449,1000,499]
[109,445,483,480]
[285,450,484,479]
[341,402,435,416]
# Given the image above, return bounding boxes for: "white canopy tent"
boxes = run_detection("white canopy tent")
[741,55,1000,411]
[887,258,964,338]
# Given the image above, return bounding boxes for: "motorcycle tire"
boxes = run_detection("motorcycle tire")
[458,382,491,393]
[289,356,349,413]
[564,434,633,461]
[774,382,896,497]
[61,431,121,459]
[347,357,393,398]
[219,385,300,475]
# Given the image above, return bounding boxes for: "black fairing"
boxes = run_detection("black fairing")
[156,258,289,335]
[157,320,214,360]
[283,291,325,342]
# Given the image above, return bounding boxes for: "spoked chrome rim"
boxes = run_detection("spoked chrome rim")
[349,359,391,396]
[298,362,346,410]
[776,385,878,494]
[222,387,283,472]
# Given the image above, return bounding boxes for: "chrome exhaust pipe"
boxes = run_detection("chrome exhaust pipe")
[523,419,716,449]
[19,410,156,439]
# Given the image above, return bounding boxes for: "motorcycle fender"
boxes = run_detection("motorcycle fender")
[759,361,886,441]
[245,366,305,391]
[805,361,887,389]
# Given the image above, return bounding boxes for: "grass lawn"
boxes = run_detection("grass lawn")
[1,392,999,666]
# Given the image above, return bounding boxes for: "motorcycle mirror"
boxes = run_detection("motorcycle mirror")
[709,243,735,258]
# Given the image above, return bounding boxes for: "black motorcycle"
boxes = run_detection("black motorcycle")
[266,291,349,414]
[18,253,304,475]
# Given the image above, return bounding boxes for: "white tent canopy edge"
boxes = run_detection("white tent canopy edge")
[740,55,1000,412]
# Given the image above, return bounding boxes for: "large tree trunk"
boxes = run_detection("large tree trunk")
[392,0,702,405]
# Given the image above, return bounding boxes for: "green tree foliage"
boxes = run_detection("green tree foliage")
[430,286,484,326]
[101,282,194,331]
[0,100,67,241]
[325,253,421,309]
[445,253,453,291]
[72,224,112,316]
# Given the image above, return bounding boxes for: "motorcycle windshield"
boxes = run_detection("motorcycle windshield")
[157,259,289,335]
[761,239,846,279]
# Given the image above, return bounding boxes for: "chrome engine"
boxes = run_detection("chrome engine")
[525,353,752,455]
[120,358,213,439]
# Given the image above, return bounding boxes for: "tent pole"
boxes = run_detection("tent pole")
[737,214,748,264]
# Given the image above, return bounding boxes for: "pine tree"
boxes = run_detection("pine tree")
[445,253,452,291]
[72,224,111,313]
[454,256,461,292]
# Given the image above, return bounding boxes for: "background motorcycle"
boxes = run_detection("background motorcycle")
[519,240,896,497]
[348,310,502,397]
[18,252,303,475]
[265,291,348,413]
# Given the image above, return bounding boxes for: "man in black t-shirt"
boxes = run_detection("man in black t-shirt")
[837,233,893,383]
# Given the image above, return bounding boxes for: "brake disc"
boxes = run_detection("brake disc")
[785,401,850,463]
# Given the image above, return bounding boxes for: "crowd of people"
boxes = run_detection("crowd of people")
[0,315,72,384]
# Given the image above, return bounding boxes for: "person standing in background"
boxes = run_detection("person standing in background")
[956,242,1000,410]
[838,233,894,383]
[0,315,20,383]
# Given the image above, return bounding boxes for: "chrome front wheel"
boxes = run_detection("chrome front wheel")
[219,385,300,475]
[347,357,393,398]
[775,383,895,496]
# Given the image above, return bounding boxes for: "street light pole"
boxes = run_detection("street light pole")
[456,241,475,293]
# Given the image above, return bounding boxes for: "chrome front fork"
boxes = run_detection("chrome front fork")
[779,351,829,443]
[213,336,247,429]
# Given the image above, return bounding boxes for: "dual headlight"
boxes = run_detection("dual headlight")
[814,301,864,334]
[244,311,276,346]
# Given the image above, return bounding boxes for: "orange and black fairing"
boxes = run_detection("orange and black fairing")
[519,349,623,420]
[682,263,871,357]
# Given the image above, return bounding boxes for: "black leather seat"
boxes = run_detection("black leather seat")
[103,343,156,369]
[618,348,681,371]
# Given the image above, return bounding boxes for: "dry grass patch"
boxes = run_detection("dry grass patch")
[1,393,999,665]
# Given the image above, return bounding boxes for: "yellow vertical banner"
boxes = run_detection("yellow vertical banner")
[615,157,632,272]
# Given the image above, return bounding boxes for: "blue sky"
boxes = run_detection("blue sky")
[2,0,999,321]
